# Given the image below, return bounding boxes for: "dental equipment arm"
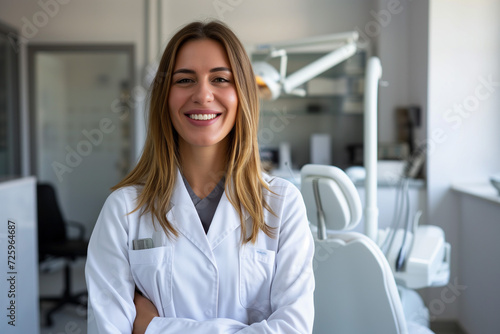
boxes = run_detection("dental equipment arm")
[253,31,359,100]
[363,57,383,241]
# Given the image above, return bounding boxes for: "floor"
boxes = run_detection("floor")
[39,259,87,334]
[40,303,87,334]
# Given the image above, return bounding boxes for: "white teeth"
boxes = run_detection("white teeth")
[188,114,217,120]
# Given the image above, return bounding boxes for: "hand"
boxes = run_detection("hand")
[133,291,159,334]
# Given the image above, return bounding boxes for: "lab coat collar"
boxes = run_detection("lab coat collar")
[206,190,247,249]
[167,169,213,260]
[167,168,248,256]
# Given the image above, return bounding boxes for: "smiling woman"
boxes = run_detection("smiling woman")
[168,39,238,152]
[85,20,315,334]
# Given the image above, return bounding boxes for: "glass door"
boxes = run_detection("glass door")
[29,45,134,236]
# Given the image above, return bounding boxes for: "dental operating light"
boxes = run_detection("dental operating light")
[254,61,282,100]
[253,31,359,100]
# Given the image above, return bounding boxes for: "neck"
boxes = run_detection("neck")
[178,139,228,198]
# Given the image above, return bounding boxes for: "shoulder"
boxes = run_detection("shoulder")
[262,172,301,196]
[261,173,310,237]
[102,185,143,212]
[262,172,304,208]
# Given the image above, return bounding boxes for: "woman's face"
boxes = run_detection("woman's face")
[168,38,238,150]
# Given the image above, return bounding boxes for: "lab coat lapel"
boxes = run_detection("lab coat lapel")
[167,169,214,261]
[206,185,249,249]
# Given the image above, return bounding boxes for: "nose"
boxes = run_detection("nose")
[192,80,214,104]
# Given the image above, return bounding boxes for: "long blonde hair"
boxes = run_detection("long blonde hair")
[113,20,274,243]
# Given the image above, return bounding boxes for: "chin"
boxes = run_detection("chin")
[191,138,224,148]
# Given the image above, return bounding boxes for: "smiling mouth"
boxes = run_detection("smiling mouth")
[187,113,221,120]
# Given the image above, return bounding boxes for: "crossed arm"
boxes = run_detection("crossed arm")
[132,292,158,334]
[87,185,315,334]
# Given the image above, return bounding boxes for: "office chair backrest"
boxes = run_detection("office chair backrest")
[37,183,67,245]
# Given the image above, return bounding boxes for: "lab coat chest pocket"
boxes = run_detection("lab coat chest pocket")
[239,246,276,314]
[129,245,173,314]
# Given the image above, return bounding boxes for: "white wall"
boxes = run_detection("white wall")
[406,0,429,155]
[426,0,500,323]
[376,0,410,144]
[161,0,375,50]
[369,0,429,152]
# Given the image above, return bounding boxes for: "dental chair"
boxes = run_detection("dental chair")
[301,164,435,334]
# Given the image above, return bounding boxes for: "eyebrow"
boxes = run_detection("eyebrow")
[172,67,232,75]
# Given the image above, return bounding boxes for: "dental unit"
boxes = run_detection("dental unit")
[253,31,451,333]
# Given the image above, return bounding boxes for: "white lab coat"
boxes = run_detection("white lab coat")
[85,169,315,333]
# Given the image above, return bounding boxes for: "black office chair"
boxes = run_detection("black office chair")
[37,183,88,327]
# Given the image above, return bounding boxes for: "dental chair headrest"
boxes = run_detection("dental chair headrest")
[300,164,362,231]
